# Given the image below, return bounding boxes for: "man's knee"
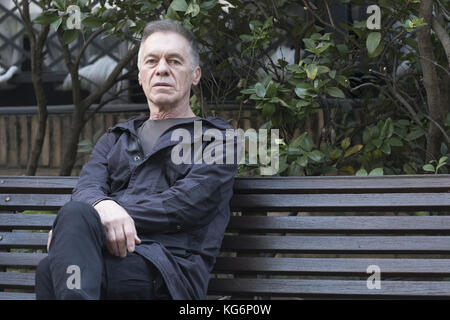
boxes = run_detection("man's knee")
[54,201,102,233]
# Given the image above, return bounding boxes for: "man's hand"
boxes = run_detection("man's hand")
[94,200,141,258]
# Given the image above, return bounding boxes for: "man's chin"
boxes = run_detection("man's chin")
[150,97,176,108]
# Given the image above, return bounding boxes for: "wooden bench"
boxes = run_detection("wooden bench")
[1,175,450,299]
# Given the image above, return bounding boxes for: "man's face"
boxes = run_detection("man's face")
[138,31,201,109]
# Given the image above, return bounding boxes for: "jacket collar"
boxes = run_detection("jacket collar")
[107,115,234,160]
[108,115,233,135]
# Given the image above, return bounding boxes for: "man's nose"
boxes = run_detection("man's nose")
[156,59,170,76]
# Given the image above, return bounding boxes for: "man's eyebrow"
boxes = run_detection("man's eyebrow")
[143,52,185,61]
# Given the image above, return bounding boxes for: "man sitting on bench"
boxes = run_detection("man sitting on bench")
[35,19,237,300]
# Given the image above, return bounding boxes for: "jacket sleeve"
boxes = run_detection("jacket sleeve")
[71,132,115,206]
[118,140,238,235]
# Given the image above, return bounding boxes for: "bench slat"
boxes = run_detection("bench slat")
[207,279,450,298]
[221,235,450,253]
[234,175,450,194]
[2,175,450,194]
[3,272,450,298]
[213,257,450,275]
[0,232,48,249]
[4,253,450,275]
[0,292,36,300]
[0,176,76,194]
[231,193,450,211]
[0,252,47,268]
[0,214,55,230]
[4,215,450,233]
[2,193,450,211]
[3,232,450,253]
[0,194,71,210]
[0,272,35,289]
[226,216,450,233]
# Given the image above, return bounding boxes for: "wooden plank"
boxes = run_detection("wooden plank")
[0,272,35,289]
[19,115,29,167]
[0,292,35,300]
[233,175,450,194]
[0,175,449,195]
[0,252,47,268]
[4,215,450,234]
[0,214,55,229]
[0,117,7,165]
[220,235,450,254]
[207,279,450,298]
[226,216,450,233]
[52,116,62,168]
[41,118,50,167]
[8,115,18,167]
[230,193,450,211]
[0,176,76,193]
[0,194,70,210]
[213,257,450,276]
[0,232,48,249]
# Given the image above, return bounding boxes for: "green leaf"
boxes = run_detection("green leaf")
[297,155,308,167]
[356,168,368,176]
[380,141,391,154]
[53,0,68,11]
[255,83,266,98]
[82,16,103,28]
[329,148,342,160]
[369,168,384,176]
[170,0,188,11]
[329,70,336,79]
[299,135,315,152]
[388,137,403,147]
[262,103,275,118]
[303,38,315,49]
[341,137,350,150]
[366,32,381,56]
[344,144,363,158]
[294,87,307,99]
[423,164,435,172]
[380,118,394,138]
[326,87,345,98]
[439,156,448,165]
[406,129,425,141]
[186,3,200,17]
[305,64,318,80]
[200,0,217,9]
[62,29,78,44]
[50,17,63,31]
[306,150,323,162]
[33,13,60,25]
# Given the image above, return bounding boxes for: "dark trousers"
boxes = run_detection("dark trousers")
[35,201,170,300]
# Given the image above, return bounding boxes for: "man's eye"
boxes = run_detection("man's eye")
[146,59,157,64]
[169,60,180,65]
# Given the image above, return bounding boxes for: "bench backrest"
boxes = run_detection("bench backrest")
[1,175,450,299]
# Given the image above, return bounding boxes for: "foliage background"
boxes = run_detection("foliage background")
[31,0,450,177]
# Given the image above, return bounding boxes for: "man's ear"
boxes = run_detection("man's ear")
[192,66,201,86]
[138,71,142,87]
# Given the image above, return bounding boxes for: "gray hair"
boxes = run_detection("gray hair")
[137,19,200,70]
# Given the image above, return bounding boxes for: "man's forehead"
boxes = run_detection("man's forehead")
[142,31,190,53]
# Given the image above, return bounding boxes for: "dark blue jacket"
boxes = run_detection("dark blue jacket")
[71,115,237,299]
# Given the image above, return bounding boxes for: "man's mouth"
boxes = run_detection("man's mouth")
[153,82,172,87]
